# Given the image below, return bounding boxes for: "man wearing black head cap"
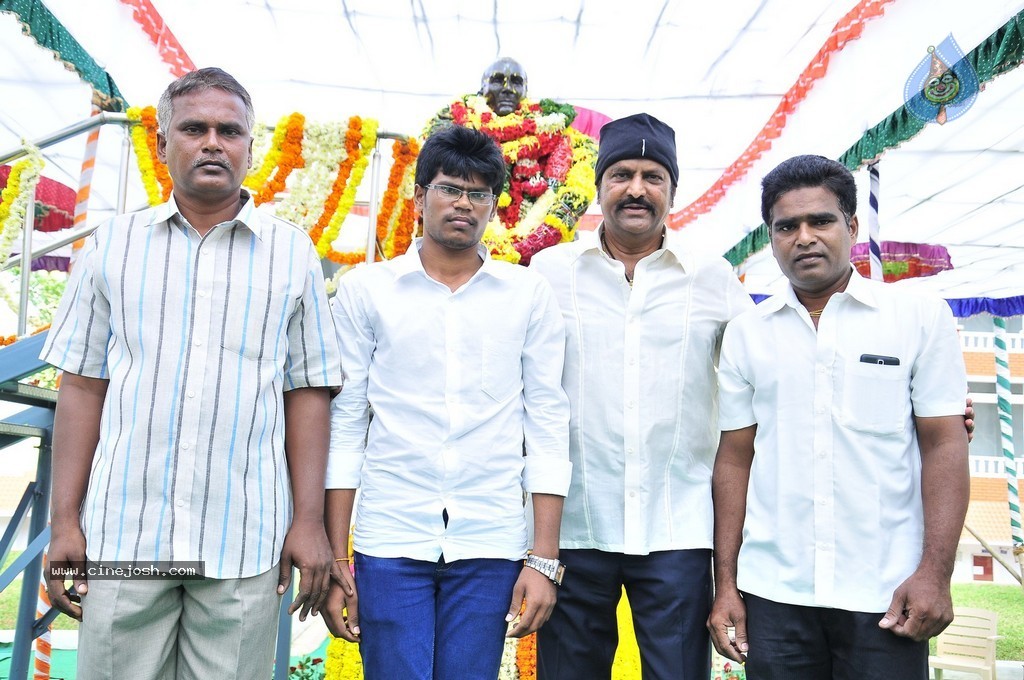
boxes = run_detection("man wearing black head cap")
[530,113,754,679]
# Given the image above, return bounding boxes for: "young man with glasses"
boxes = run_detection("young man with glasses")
[322,124,572,679]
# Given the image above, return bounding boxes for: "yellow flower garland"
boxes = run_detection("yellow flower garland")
[0,144,45,263]
[126,107,164,206]
[314,117,379,259]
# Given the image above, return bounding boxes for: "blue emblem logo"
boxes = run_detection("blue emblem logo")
[903,34,979,125]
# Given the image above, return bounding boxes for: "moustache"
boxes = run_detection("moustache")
[617,198,655,212]
[193,157,231,170]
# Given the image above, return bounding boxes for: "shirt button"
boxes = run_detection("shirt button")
[176,499,185,507]
[198,290,207,298]
[818,450,826,459]
[193,338,202,347]
[817,497,827,506]
[629,491,636,498]
[628,400,635,409]
[627,448,634,455]
[187,390,196,399]
[629,358,636,366]
[181,442,190,450]
[818,365,826,374]
[815,405,825,414]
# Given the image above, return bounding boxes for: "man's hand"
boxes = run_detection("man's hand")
[278,517,333,621]
[322,560,360,642]
[46,524,89,621]
[505,566,557,638]
[707,587,748,663]
[878,567,954,641]
[964,396,975,443]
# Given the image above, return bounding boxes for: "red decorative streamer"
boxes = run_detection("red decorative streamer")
[667,0,894,230]
[119,0,196,77]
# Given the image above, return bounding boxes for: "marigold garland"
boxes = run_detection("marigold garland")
[244,112,306,205]
[126,106,172,205]
[124,105,417,269]
[316,116,379,263]
[425,95,597,265]
[0,144,45,264]
[375,137,419,260]
[274,120,349,230]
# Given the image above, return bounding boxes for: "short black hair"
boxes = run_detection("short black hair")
[416,125,507,197]
[761,155,857,226]
[157,67,254,133]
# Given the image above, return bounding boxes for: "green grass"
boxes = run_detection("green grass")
[945,582,1024,660]
[0,551,78,631]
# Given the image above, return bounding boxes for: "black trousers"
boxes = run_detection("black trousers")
[743,592,929,680]
[537,548,712,680]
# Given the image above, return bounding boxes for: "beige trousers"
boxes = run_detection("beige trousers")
[77,567,281,679]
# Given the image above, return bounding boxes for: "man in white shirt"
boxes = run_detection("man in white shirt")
[709,154,969,679]
[531,113,753,679]
[323,124,572,679]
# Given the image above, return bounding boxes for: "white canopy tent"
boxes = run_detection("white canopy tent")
[0,0,1022,313]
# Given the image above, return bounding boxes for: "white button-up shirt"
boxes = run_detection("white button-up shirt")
[718,271,967,611]
[326,240,571,562]
[42,192,343,579]
[530,228,752,554]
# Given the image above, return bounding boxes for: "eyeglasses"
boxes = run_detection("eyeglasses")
[424,184,496,206]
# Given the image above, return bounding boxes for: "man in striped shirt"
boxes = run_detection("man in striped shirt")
[41,68,342,679]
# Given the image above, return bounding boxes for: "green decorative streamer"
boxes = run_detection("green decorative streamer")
[0,0,126,111]
[724,224,769,267]
[992,316,1023,550]
[724,9,1024,265]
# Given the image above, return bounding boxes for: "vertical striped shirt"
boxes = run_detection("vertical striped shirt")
[41,191,342,579]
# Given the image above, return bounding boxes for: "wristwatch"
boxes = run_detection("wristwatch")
[525,554,565,586]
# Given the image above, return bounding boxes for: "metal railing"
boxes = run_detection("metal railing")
[0,112,133,336]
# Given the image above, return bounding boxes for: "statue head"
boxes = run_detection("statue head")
[479,57,528,116]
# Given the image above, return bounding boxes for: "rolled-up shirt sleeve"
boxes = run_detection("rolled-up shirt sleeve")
[325,272,373,489]
[40,233,111,377]
[521,278,572,496]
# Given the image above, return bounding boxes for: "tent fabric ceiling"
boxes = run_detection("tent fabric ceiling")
[1,0,1022,313]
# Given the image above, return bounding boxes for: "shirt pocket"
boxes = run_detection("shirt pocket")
[839,359,910,435]
[481,338,522,402]
[220,286,288,361]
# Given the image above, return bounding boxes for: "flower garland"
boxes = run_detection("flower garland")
[244,112,306,205]
[274,121,349,230]
[426,95,597,265]
[123,106,417,270]
[309,116,379,262]
[126,106,172,205]
[375,137,419,260]
[0,144,45,263]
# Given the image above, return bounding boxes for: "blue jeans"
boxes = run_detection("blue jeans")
[355,552,521,680]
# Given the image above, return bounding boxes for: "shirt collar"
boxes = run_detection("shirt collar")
[147,189,263,240]
[395,238,505,280]
[588,223,691,273]
[763,265,877,316]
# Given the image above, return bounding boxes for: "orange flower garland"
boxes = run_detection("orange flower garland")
[311,116,369,262]
[126,106,172,205]
[375,137,419,260]
[316,116,379,264]
[251,112,306,205]
[141,107,173,202]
